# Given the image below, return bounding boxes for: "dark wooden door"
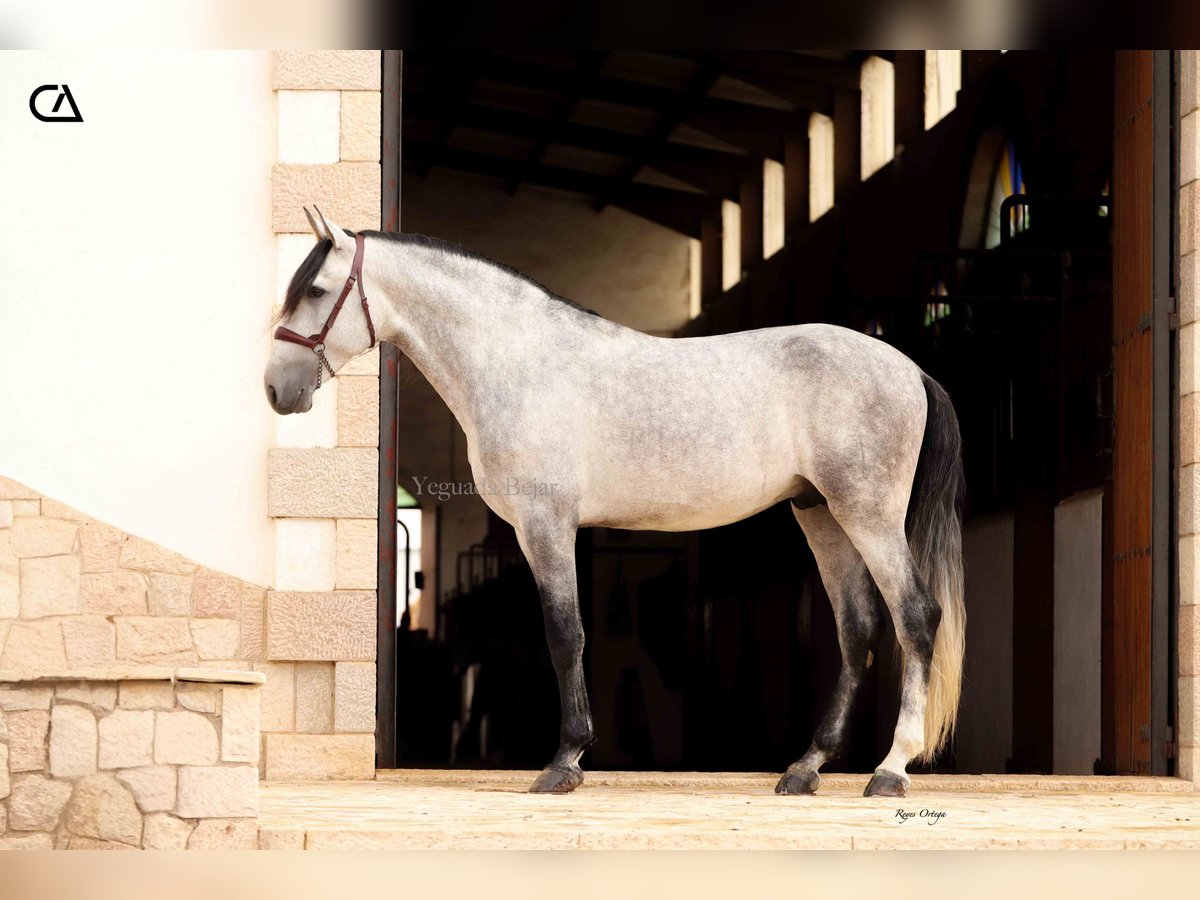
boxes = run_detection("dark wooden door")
[1106,50,1155,775]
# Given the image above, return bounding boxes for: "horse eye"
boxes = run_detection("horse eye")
[307,285,326,298]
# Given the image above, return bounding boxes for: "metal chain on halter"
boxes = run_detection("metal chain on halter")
[313,344,336,390]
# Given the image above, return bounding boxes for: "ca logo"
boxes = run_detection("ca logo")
[29,84,83,122]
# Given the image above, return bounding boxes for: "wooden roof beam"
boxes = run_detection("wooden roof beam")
[715,51,863,91]
[505,50,610,194]
[402,100,760,196]
[404,141,719,237]
[475,54,810,138]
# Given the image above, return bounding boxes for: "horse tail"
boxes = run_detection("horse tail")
[907,372,966,762]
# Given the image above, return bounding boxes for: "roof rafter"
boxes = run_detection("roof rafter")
[473,54,809,139]
[404,140,719,238]
[403,95,756,173]
[505,50,611,195]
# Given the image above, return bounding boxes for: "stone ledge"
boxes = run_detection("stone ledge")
[0,667,265,686]
[175,668,266,686]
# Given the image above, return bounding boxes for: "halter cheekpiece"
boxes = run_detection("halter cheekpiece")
[273,231,377,389]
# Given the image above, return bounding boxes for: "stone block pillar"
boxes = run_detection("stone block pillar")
[264,51,383,780]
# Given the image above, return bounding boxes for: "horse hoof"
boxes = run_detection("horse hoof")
[529,765,584,794]
[863,769,908,797]
[775,769,821,795]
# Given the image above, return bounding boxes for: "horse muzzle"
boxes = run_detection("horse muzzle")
[264,372,314,415]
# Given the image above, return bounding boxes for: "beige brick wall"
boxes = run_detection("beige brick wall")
[1180,50,1200,784]
[0,477,266,673]
[266,51,382,780]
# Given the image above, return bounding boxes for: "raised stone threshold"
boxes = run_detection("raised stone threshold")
[1,666,263,849]
[257,771,1199,850]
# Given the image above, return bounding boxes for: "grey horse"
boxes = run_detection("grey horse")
[264,209,966,798]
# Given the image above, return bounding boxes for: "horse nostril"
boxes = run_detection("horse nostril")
[267,384,278,408]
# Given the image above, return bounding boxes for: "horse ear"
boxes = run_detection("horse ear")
[303,206,327,241]
[314,205,353,254]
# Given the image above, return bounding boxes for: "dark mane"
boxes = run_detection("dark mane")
[281,230,602,321]
[280,237,333,320]
[359,230,601,317]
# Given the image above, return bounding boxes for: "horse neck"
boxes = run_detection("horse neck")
[364,239,594,421]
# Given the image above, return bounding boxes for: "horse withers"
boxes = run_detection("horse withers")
[263,208,966,798]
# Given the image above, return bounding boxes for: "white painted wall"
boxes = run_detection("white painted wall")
[0,52,276,585]
[956,512,1014,773]
[1053,488,1103,774]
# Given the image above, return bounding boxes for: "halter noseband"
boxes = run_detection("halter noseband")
[274,232,377,389]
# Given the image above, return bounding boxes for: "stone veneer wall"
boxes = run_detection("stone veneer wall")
[0,476,266,676]
[1179,50,1200,784]
[0,670,261,850]
[263,51,382,780]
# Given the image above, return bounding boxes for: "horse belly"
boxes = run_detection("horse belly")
[581,452,799,532]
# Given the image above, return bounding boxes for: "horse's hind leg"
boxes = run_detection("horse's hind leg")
[514,515,594,794]
[836,517,940,798]
[777,501,883,795]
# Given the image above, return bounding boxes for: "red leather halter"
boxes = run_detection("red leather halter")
[274,232,377,388]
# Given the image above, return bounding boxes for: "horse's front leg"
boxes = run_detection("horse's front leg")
[516,515,594,794]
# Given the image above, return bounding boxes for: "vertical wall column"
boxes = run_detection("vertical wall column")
[893,51,925,153]
[832,88,862,205]
[700,211,723,309]
[739,171,764,274]
[265,51,383,781]
[784,133,810,238]
[1178,50,1200,784]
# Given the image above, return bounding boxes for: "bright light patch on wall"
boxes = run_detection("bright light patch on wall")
[688,238,702,318]
[924,51,962,129]
[398,507,423,629]
[860,56,895,180]
[808,113,835,222]
[763,159,785,258]
[721,199,741,290]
